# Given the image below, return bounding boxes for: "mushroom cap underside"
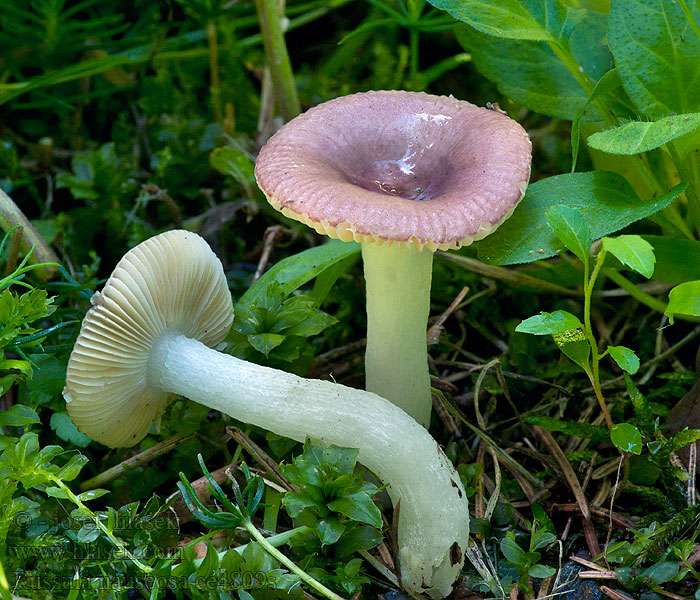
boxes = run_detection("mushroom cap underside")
[255,90,532,251]
[63,230,234,447]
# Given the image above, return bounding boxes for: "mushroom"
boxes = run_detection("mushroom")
[63,229,468,599]
[254,90,532,427]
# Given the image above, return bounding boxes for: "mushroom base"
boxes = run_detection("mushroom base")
[148,331,469,599]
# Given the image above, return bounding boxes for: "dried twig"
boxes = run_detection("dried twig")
[226,426,298,492]
[80,433,194,491]
[532,426,590,520]
[427,286,469,344]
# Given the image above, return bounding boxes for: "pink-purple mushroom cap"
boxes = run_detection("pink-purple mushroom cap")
[254,90,531,251]
[255,90,532,428]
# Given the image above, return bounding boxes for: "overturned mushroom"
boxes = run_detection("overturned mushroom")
[63,229,468,599]
[255,90,532,427]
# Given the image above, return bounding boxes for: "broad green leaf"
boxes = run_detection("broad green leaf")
[515,310,583,335]
[611,423,643,455]
[529,564,557,578]
[0,404,40,427]
[473,172,685,265]
[640,561,679,585]
[642,235,700,284]
[45,486,70,499]
[50,412,92,448]
[666,280,700,323]
[209,146,255,187]
[76,489,109,502]
[333,525,383,557]
[237,240,360,312]
[588,113,700,154]
[247,333,286,357]
[602,235,655,278]
[327,492,382,529]
[316,517,345,545]
[56,453,88,481]
[76,524,99,543]
[555,337,591,370]
[572,69,636,171]
[196,542,220,578]
[545,205,591,263]
[455,10,615,121]
[428,0,584,41]
[608,346,640,374]
[609,0,700,117]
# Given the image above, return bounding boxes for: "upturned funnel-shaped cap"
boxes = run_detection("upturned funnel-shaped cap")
[255,90,532,251]
[63,230,234,447]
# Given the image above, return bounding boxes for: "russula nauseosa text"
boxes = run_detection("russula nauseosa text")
[63,229,468,598]
[254,90,532,427]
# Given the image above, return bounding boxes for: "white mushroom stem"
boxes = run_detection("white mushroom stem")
[362,242,434,428]
[149,330,468,599]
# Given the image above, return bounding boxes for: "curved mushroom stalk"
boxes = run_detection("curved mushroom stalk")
[254,90,532,427]
[63,230,469,599]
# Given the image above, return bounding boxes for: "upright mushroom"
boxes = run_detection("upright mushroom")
[254,90,532,427]
[63,230,468,599]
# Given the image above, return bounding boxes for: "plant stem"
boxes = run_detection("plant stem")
[193,525,312,568]
[243,520,347,600]
[584,249,614,430]
[603,269,668,314]
[0,189,59,281]
[205,19,223,126]
[48,476,152,573]
[362,242,433,427]
[255,0,301,121]
[678,0,700,43]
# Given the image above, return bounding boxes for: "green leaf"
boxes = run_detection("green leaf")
[196,541,220,578]
[515,310,583,335]
[316,517,346,546]
[428,0,584,41]
[624,374,654,437]
[643,235,700,284]
[247,333,286,357]
[333,525,383,557]
[572,69,635,171]
[237,240,360,312]
[0,404,40,426]
[455,11,614,121]
[76,524,99,543]
[56,453,88,481]
[555,337,591,370]
[666,280,700,323]
[529,564,557,578]
[327,492,382,529]
[602,235,655,278]
[545,205,590,263]
[672,428,700,451]
[76,489,109,502]
[473,172,685,265]
[608,346,640,374]
[640,561,679,585]
[524,416,608,442]
[588,113,700,154]
[45,486,70,499]
[50,412,92,448]
[209,146,255,187]
[611,423,643,455]
[609,0,700,117]
[500,534,538,565]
